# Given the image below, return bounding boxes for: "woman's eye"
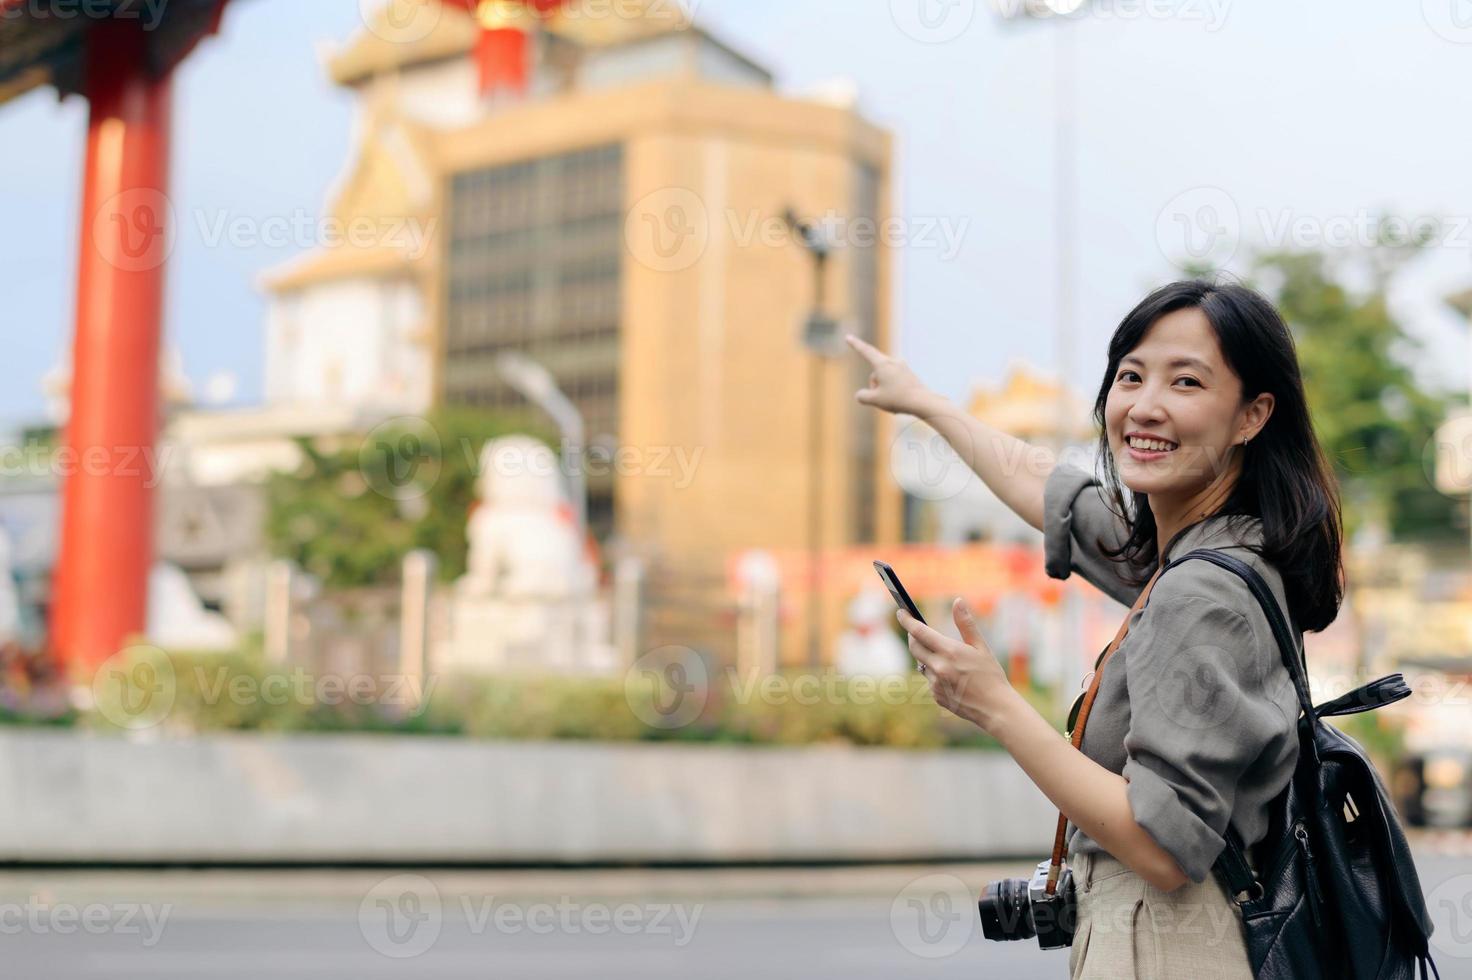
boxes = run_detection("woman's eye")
[1116,371,1200,387]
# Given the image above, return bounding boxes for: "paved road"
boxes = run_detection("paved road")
[4,836,1470,979]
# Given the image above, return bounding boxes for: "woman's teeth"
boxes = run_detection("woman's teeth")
[1128,437,1177,452]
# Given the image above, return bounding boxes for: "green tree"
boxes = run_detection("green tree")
[265,407,553,587]
[1240,249,1463,543]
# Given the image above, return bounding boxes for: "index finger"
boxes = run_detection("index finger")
[897,608,946,650]
[844,333,889,366]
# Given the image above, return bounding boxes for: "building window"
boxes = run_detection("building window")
[444,145,624,543]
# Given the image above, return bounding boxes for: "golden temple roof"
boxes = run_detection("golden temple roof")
[967,364,1097,442]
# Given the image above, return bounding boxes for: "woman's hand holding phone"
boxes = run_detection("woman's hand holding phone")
[896,597,1017,737]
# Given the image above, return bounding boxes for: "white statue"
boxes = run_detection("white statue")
[460,436,595,599]
[836,588,911,678]
[147,561,238,652]
[447,435,607,673]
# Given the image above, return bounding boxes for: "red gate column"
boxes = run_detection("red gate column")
[50,20,173,674]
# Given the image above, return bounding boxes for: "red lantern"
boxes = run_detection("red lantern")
[442,0,567,95]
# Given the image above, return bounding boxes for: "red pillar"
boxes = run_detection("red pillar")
[50,21,173,674]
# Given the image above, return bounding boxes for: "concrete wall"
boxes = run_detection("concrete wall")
[0,730,1056,864]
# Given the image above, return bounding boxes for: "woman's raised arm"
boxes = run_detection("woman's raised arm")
[846,334,1058,532]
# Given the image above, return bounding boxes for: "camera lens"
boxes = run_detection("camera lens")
[978,878,1035,941]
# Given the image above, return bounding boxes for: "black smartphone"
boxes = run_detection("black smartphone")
[873,560,926,625]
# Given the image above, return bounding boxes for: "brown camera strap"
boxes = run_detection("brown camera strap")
[1044,562,1166,896]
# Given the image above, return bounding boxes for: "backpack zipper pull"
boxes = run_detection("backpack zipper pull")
[1294,824,1324,931]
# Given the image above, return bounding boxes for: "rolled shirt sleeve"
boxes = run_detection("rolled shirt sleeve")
[1042,461,1143,607]
[1119,581,1288,883]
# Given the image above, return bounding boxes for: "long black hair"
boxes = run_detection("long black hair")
[1089,278,1344,633]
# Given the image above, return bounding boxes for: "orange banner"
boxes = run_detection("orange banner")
[727,543,1075,606]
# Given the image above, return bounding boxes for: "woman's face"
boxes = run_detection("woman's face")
[1104,307,1268,497]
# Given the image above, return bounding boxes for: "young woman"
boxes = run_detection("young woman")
[846,279,1343,979]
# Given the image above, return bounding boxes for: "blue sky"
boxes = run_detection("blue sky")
[3,0,1471,429]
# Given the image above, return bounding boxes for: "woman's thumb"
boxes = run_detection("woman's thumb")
[953,597,982,643]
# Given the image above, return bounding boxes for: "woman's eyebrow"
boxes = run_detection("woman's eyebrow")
[1121,355,1215,377]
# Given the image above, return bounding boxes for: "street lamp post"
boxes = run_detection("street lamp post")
[992,0,1095,717]
[784,209,843,670]
[495,352,588,535]
[991,0,1092,450]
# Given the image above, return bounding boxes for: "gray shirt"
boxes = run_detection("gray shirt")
[1043,461,1301,884]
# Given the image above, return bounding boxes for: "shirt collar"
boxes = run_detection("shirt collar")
[1160,512,1264,567]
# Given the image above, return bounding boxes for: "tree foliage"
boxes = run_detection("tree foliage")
[264,408,550,587]
[1215,247,1464,543]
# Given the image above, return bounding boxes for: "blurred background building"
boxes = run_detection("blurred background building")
[0,0,910,671]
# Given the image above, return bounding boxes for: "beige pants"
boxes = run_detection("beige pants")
[1067,850,1254,979]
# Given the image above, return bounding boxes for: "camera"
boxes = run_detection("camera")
[978,859,1077,949]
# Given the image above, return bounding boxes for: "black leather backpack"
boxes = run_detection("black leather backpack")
[1163,549,1440,980]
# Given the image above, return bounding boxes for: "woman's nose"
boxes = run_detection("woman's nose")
[1128,387,1168,423]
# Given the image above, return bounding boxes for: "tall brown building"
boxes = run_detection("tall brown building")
[299,1,901,665]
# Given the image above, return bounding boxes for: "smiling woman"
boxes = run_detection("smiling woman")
[850,277,1346,979]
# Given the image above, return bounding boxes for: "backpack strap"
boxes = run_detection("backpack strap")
[1314,673,1411,718]
[1159,547,1316,899]
[1215,827,1262,900]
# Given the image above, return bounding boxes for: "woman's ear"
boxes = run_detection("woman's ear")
[1243,392,1274,441]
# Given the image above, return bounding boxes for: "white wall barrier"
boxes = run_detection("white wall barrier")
[0,730,1058,864]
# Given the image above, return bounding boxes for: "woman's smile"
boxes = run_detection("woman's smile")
[1124,441,1177,462]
